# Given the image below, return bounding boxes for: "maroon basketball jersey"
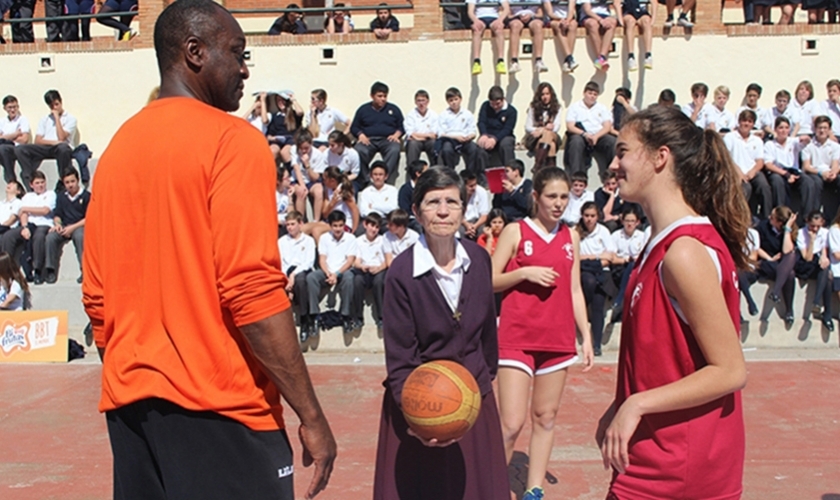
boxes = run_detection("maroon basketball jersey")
[498,219,576,353]
[611,219,745,499]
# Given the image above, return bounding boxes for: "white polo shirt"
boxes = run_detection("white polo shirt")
[20,191,55,227]
[723,131,763,174]
[467,0,506,19]
[819,99,840,136]
[510,0,539,16]
[325,186,354,225]
[359,184,399,217]
[561,189,594,225]
[0,197,22,228]
[735,105,764,133]
[355,234,386,267]
[525,106,563,134]
[0,114,31,144]
[576,0,611,16]
[318,231,358,274]
[438,108,476,138]
[828,225,840,276]
[791,99,819,136]
[306,106,349,143]
[763,138,801,171]
[611,228,645,260]
[681,102,715,128]
[566,100,611,134]
[278,232,316,276]
[404,108,439,139]
[327,147,361,177]
[802,139,840,174]
[705,106,736,132]
[290,145,327,175]
[760,106,801,132]
[384,228,419,257]
[580,223,616,257]
[796,226,829,254]
[36,111,77,146]
[276,190,290,224]
[464,185,490,222]
[248,113,267,135]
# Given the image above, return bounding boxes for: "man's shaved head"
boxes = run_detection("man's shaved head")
[154,0,227,73]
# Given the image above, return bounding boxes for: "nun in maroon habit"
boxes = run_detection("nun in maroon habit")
[373,167,510,500]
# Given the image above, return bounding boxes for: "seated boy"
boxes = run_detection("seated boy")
[306,210,357,334]
[706,85,737,134]
[467,0,509,75]
[398,160,427,233]
[724,110,772,218]
[460,169,490,239]
[370,3,400,40]
[681,82,714,127]
[621,0,656,71]
[352,213,387,330]
[506,0,547,73]
[763,116,817,217]
[578,0,618,71]
[760,89,801,141]
[437,87,477,171]
[561,171,595,226]
[384,209,420,266]
[278,211,317,342]
[736,83,766,139]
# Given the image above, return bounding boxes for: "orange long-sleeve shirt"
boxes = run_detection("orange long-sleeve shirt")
[83,97,290,431]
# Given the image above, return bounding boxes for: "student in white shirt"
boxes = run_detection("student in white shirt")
[0,95,31,183]
[327,130,361,186]
[577,201,616,356]
[827,211,840,321]
[792,80,819,144]
[761,89,801,140]
[467,0,509,75]
[681,82,714,128]
[802,116,840,218]
[565,81,616,177]
[404,90,439,166]
[306,210,357,334]
[820,79,840,141]
[276,167,292,231]
[9,171,56,284]
[351,213,388,330]
[320,167,359,233]
[278,211,317,341]
[608,204,644,322]
[0,180,22,237]
[507,0,547,73]
[307,88,350,149]
[460,169,490,239]
[525,82,563,169]
[705,86,736,133]
[383,209,419,266]
[738,226,761,318]
[289,130,327,220]
[0,252,28,311]
[736,83,765,139]
[794,211,833,331]
[242,92,268,135]
[437,87,477,171]
[763,116,819,218]
[358,162,399,225]
[15,90,77,190]
[561,171,595,226]
[724,109,772,218]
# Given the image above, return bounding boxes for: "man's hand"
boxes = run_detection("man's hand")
[21,227,31,240]
[299,417,337,499]
[49,224,62,234]
[326,273,337,286]
[502,179,514,193]
[285,273,296,293]
[387,131,401,143]
[357,133,371,146]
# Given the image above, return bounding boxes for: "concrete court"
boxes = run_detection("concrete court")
[1,350,838,500]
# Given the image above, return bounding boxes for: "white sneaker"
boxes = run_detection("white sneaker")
[535,59,548,73]
[677,15,694,28]
[627,57,638,72]
[509,61,522,73]
[644,55,653,70]
[664,16,674,28]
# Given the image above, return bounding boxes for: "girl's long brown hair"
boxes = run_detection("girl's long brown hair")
[0,252,28,300]
[323,166,354,202]
[623,106,751,270]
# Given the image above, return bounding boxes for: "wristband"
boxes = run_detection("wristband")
[784,227,793,233]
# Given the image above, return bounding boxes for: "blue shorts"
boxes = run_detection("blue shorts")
[103,0,137,12]
[478,16,499,27]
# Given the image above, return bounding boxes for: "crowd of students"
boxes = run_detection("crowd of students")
[253,76,840,347]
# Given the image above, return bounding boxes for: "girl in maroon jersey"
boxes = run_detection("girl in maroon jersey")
[598,105,749,499]
[492,167,595,500]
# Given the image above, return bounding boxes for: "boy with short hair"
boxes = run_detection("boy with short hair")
[802,115,840,217]
[761,90,801,139]
[44,167,89,284]
[561,171,595,226]
[404,90,438,166]
[307,210,357,334]
[384,209,419,266]
[706,85,737,133]
[370,3,400,40]
[724,109,772,218]
[437,87,478,171]
[819,79,840,141]
[565,81,615,176]
[492,159,532,222]
[352,213,387,330]
[764,116,818,219]
[460,169,490,239]
[467,0,510,75]
[736,83,765,138]
[397,160,427,233]
[680,82,713,127]
[278,210,317,341]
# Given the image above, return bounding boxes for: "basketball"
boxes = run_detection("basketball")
[401,360,482,442]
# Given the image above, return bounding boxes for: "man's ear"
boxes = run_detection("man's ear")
[184,36,206,71]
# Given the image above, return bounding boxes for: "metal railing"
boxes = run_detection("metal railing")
[3,11,139,24]
[228,4,414,15]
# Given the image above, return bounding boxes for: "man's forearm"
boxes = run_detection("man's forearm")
[240,309,329,425]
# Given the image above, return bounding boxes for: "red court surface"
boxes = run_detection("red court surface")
[1,356,839,500]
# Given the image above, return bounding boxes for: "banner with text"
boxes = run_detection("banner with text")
[0,311,69,363]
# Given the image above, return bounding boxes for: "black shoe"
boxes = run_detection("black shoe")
[769,293,781,304]
[45,270,57,284]
[593,347,602,357]
[83,322,93,347]
[25,274,34,283]
[784,314,794,329]
[33,273,44,285]
[342,317,354,334]
[748,302,758,316]
[299,323,309,343]
[76,275,83,284]
[823,318,834,332]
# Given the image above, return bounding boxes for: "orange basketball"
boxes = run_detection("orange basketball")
[401,360,482,442]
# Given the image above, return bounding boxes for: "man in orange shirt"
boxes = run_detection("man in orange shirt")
[82,1,336,499]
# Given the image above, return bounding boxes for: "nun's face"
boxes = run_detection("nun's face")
[416,186,462,239]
